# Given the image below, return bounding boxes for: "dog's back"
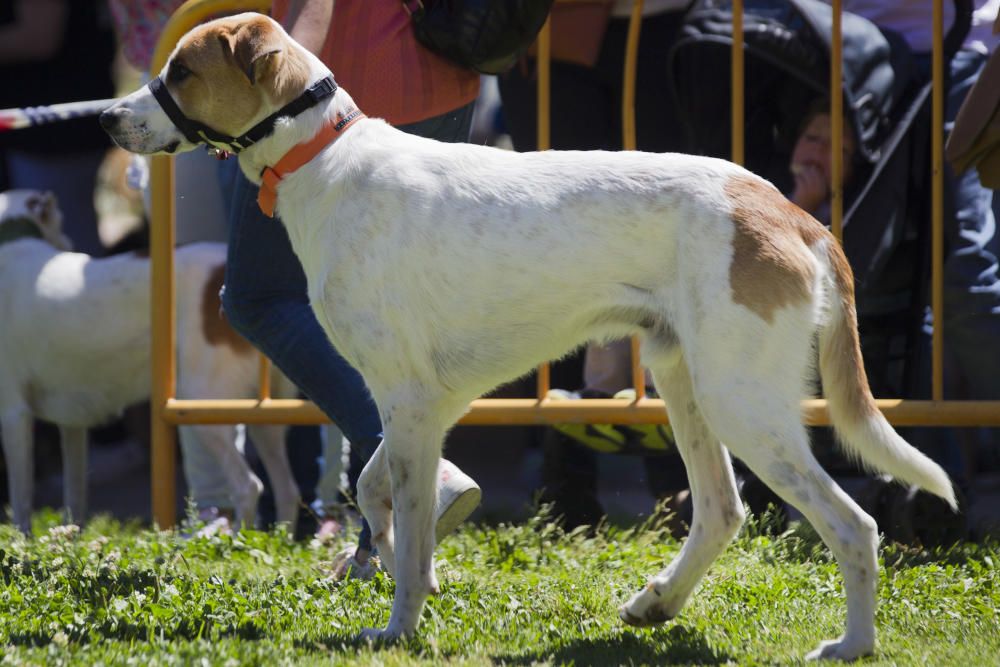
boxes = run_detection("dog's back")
[0,240,263,427]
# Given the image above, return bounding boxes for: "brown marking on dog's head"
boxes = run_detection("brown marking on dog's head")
[201,263,254,355]
[724,174,830,322]
[166,13,313,139]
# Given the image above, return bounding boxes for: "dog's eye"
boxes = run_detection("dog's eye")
[168,62,192,83]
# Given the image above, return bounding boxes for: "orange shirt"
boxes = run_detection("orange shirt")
[272,0,480,126]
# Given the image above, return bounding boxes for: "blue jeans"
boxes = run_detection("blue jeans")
[913,49,1000,482]
[222,101,475,547]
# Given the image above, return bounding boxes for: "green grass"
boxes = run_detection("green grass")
[1,509,998,666]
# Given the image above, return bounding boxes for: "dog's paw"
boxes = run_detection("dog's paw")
[618,603,674,627]
[619,583,678,628]
[356,627,401,645]
[805,636,874,662]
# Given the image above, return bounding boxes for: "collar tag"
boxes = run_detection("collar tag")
[206,146,231,160]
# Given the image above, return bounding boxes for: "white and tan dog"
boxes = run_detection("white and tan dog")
[0,189,300,535]
[101,13,956,660]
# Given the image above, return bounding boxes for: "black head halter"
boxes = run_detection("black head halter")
[147,75,338,154]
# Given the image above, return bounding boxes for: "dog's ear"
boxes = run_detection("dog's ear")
[228,19,284,85]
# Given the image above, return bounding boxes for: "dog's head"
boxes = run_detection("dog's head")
[100,12,314,156]
[0,190,72,251]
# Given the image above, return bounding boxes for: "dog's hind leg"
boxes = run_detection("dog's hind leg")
[359,394,453,642]
[59,426,88,526]
[1,405,35,534]
[247,423,301,534]
[694,376,878,661]
[620,355,745,626]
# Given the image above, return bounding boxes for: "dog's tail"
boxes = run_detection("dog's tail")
[818,240,957,510]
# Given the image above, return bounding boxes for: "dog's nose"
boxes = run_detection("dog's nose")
[98,110,118,132]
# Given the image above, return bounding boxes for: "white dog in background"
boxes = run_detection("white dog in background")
[102,13,956,660]
[0,189,300,535]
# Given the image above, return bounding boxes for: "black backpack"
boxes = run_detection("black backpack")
[404,0,555,75]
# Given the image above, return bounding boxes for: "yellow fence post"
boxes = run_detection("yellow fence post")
[731,0,744,166]
[932,0,945,401]
[623,0,646,400]
[830,0,844,241]
[148,0,273,528]
[535,15,552,399]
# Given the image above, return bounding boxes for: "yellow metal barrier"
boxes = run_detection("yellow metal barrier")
[148,0,272,527]
[149,0,998,528]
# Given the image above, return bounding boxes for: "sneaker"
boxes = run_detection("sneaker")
[547,388,676,454]
[612,389,675,452]
[435,458,482,543]
[330,546,381,581]
[547,388,629,452]
[315,517,345,543]
[312,503,348,544]
[187,506,233,538]
[330,459,480,581]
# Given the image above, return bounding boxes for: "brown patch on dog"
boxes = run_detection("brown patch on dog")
[724,175,829,322]
[201,264,253,355]
[726,175,878,421]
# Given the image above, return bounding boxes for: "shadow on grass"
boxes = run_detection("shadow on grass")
[8,619,270,648]
[496,625,731,666]
[880,538,1000,568]
[301,625,731,665]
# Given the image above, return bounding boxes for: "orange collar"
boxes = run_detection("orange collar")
[257,108,365,217]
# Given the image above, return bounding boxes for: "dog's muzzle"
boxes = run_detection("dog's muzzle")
[146,75,339,155]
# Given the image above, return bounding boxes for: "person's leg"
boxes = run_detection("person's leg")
[937,48,1000,481]
[314,423,348,536]
[178,425,234,513]
[540,428,603,529]
[223,174,384,446]
[223,170,382,549]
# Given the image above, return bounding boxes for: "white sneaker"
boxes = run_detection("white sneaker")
[330,459,479,581]
[330,546,380,581]
[435,458,481,542]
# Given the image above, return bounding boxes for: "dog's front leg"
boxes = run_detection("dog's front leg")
[248,423,301,534]
[1,405,35,534]
[359,401,444,642]
[58,426,89,526]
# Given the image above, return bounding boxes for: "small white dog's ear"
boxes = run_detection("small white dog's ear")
[229,19,283,85]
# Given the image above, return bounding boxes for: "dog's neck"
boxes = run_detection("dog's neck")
[236,51,362,185]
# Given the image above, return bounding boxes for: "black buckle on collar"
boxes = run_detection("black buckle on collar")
[147,75,339,154]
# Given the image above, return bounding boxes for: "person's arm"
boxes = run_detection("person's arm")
[0,0,69,63]
[281,0,334,55]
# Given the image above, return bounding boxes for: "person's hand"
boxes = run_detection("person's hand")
[790,163,829,215]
